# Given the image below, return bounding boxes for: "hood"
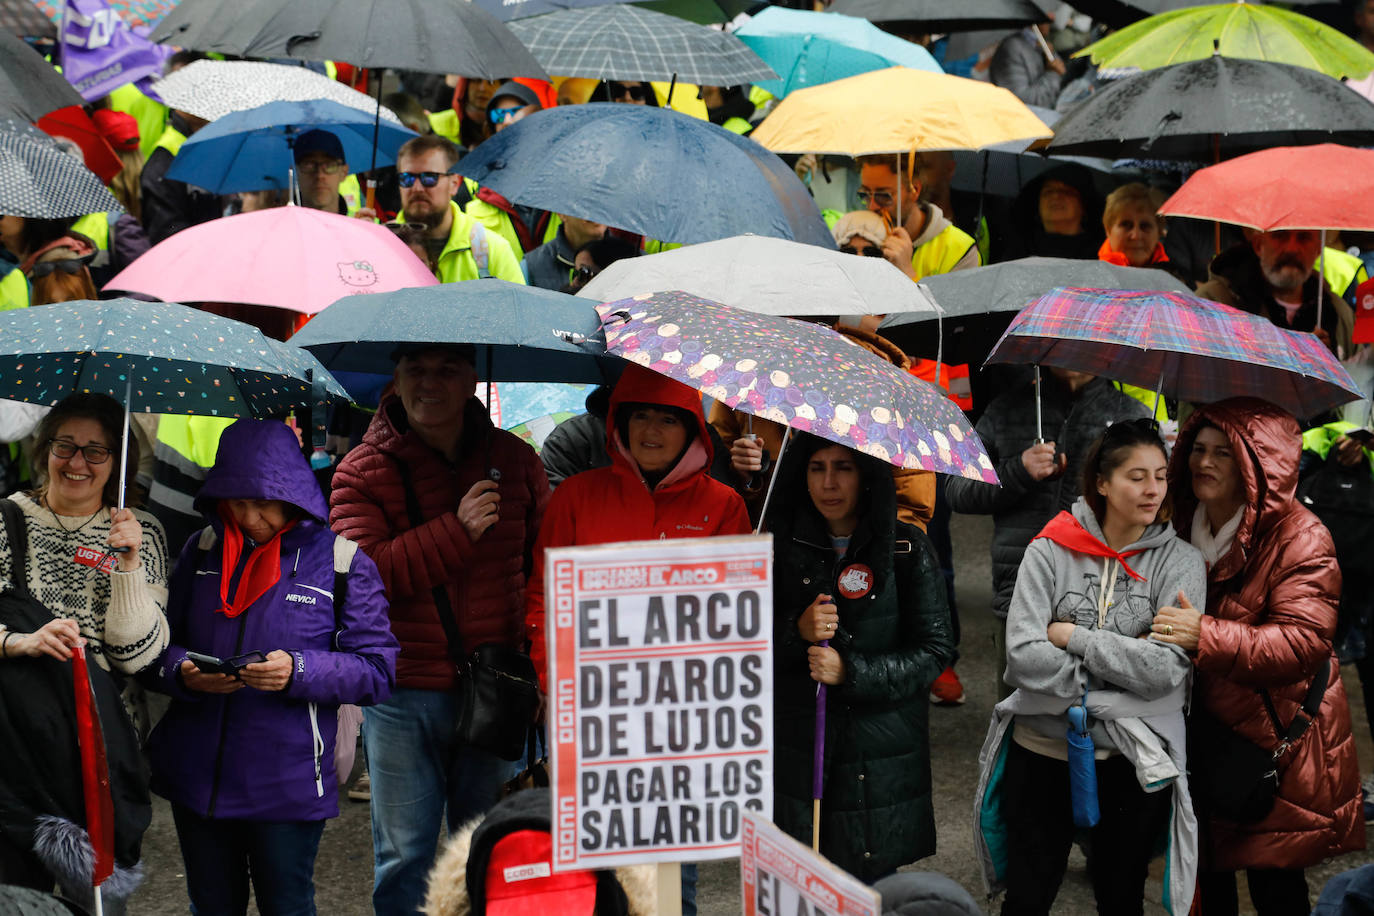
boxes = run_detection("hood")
[1168,397,1300,580]
[605,363,713,490]
[194,420,327,523]
[875,872,983,916]
[834,323,910,371]
[910,202,954,250]
[1070,494,1175,554]
[1012,162,1105,239]
[766,430,897,549]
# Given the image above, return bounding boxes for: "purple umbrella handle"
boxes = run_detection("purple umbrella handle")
[812,637,829,852]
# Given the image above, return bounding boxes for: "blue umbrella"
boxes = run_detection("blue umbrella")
[735,7,940,97]
[455,103,834,247]
[165,98,417,195]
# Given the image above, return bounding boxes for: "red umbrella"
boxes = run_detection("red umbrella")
[71,645,115,910]
[37,106,122,185]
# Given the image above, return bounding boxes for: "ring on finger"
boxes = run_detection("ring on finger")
[1162,624,1174,636]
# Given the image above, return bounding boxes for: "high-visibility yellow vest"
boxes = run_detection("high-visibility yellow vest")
[909,222,979,280]
[1318,247,1369,300]
[153,125,187,158]
[1,268,29,311]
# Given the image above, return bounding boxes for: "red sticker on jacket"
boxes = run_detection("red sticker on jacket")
[74,545,116,573]
[836,563,874,599]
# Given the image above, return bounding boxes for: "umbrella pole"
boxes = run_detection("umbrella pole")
[1151,368,1163,422]
[367,68,383,213]
[116,379,131,515]
[1317,230,1326,336]
[666,73,677,107]
[753,427,792,535]
[894,154,902,233]
[1033,365,1043,443]
[812,659,828,854]
[93,887,103,916]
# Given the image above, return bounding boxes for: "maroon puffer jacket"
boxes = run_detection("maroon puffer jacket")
[1170,398,1363,870]
[330,395,549,691]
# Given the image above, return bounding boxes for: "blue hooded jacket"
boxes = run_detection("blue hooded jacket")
[146,420,397,821]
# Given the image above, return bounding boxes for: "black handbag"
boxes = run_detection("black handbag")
[393,459,539,761]
[1189,657,1331,824]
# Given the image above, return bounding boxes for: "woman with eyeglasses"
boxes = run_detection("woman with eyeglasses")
[974,419,1206,916]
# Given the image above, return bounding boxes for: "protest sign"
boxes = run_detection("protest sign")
[740,810,881,916]
[546,534,773,871]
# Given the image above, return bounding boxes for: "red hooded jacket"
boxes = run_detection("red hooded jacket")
[525,364,751,686]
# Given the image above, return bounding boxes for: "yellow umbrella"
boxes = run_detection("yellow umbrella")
[750,66,1053,156]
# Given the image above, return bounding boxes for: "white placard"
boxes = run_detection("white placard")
[740,810,882,916]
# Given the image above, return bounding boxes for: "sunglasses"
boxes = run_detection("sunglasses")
[48,438,115,464]
[839,245,883,258]
[489,105,525,125]
[397,170,453,189]
[574,265,598,281]
[855,189,895,208]
[30,259,88,279]
[609,83,647,101]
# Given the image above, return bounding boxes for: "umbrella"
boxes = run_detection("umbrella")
[0,30,83,121]
[596,290,998,480]
[106,206,438,317]
[951,105,1117,198]
[734,7,940,98]
[505,409,584,452]
[151,0,547,78]
[1075,3,1374,81]
[30,0,179,29]
[290,280,610,388]
[1,0,57,37]
[825,0,1048,30]
[1046,55,1374,162]
[150,60,405,125]
[1059,0,1325,31]
[635,0,758,25]
[507,4,775,85]
[163,99,417,195]
[578,234,942,318]
[812,650,827,852]
[482,381,597,428]
[984,286,1364,419]
[36,106,123,185]
[454,103,833,247]
[0,121,123,218]
[751,66,1053,156]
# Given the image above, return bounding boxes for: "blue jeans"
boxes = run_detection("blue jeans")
[363,687,513,916]
[171,803,324,916]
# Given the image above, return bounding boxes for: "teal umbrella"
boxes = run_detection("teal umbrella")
[735,6,941,97]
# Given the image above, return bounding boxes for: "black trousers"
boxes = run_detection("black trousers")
[1198,867,1308,916]
[1000,739,1173,916]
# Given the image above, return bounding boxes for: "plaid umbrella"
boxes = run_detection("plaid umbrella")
[597,291,998,481]
[985,287,1363,419]
[150,60,405,125]
[0,29,83,120]
[30,0,179,28]
[508,4,776,84]
[0,120,123,218]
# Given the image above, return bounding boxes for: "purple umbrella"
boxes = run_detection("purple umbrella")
[812,638,828,852]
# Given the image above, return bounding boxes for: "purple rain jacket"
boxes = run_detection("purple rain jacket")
[145,420,398,822]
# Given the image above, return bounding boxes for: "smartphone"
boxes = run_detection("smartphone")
[185,650,268,675]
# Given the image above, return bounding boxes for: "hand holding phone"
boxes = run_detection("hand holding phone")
[185,650,268,676]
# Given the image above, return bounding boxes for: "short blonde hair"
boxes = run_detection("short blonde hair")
[1102,182,1167,235]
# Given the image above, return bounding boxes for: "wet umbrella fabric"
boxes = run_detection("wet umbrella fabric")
[507,4,775,84]
[1060,0,1325,31]
[951,105,1115,198]
[163,99,417,195]
[985,286,1363,419]
[596,291,998,480]
[1046,55,1374,162]
[454,103,833,247]
[825,0,1047,30]
[150,60,405,125]
[0,121,123,219]
[151,0,547,78]
[0,30,84,121]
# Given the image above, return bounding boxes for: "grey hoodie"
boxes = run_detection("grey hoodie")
[1003,497,1206,751]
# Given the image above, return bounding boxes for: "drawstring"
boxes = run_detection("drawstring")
[291,549,301,578]
[1097,557,1117,629]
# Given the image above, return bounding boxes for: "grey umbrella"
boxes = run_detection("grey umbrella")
[151,60,406,124]
[508,4,776,84]
[0,122,123,218]
[0,30,83,122]
[825,0,1048,30]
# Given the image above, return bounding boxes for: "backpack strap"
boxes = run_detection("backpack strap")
[0,498,31,596]
[1259,656,1333,756]
[469,221,492,279]
[331,535,357,651]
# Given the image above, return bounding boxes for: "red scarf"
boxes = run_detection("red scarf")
[215,504,297,618]
[1097,238,1168,268]
[1033,511,1147,582]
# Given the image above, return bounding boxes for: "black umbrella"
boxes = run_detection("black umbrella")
[1047,54,1374,162]
[825,0,1048,31]
[0,30,83,121]
[1062,0,1325,31]
[151,0,546,79]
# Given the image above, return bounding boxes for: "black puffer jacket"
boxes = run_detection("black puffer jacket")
[767,439,954,881]
[945,375,1149,618]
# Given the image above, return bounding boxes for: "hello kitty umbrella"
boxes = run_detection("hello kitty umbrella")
[105,205,437,316]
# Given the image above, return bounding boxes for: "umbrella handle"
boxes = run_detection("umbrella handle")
[812,637,829,853]
[1033,365,1044,443]
[111,380,131,552]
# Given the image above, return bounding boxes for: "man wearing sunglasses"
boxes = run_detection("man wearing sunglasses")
[392,136,524,285]
[855,154,980,282]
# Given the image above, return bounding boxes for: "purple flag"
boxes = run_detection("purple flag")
[60,0,169,102]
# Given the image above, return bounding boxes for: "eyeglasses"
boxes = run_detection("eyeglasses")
[30,259,88,279]
[48,438,114,464]
[855,190,895,208]
[296,158,345,176]
[574,265,598,281]
[489,105,524,125]
[397,171,452,189]
[839,245,883,258]
[609,83,647,101]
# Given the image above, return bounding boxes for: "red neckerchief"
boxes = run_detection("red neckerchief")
[215,504,297,618]
[1033,511,1147,582]
[1098,238,1169,268]
[474,187,538,252]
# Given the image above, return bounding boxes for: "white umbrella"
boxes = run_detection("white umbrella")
[151,60,404,124]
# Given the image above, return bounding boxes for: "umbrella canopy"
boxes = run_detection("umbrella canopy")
[985,286,1363,418]
[0,30,83,121]
[151,60,404,125]
[0,121,123,218]
[507,4,775,84]
[152,0,548,78]
[290,280,609,383]
[636,0,758,25]
[454,103,833,247]
[0,298,349,416]
[36,105,123,185]
[1157,144,1374,232]
[735,7,940,98]
[751,66,1052,155]
[1,0,57,37]
[579,234,942,317]
[163,99,417,195]
[1046,55,1374,162]
[30,0,178,29]
[106,206,438,316]
[1075,3,1374,80]
[596,291,998,480]
[1057,0,1325,31]
[950,104,1117,197]
[825,0,1047,30]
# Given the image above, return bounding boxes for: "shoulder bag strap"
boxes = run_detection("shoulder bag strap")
[331,535,356,651]
[0,498,32,596]
[390,455,466,667]
[1259,656,1333,752]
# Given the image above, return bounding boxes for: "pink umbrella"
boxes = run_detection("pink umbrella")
[105,206,437,316]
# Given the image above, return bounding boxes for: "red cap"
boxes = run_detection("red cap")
[484,830,599,916]
[1355,276,1374,345]
[91,109,140,152]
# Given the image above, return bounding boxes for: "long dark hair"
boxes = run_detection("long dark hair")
[30,392,138,508]
[768,432,891,533]
[1080,418,1171,525]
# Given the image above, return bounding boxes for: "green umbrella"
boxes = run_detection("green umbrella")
[1075,2,1374,80]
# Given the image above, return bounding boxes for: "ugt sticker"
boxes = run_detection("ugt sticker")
[74,545,116,573]
[836,564,873,599]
